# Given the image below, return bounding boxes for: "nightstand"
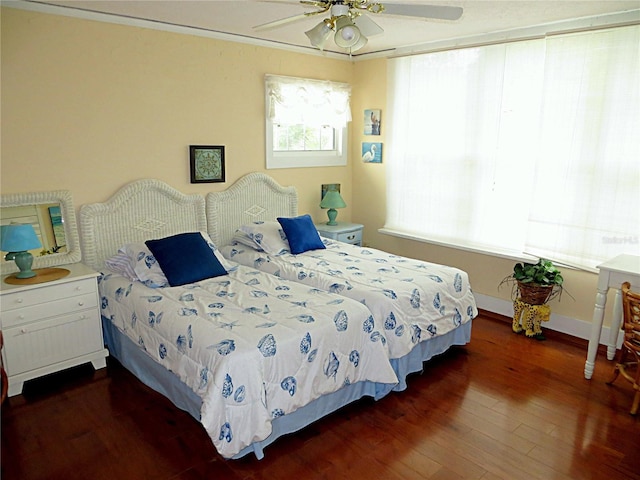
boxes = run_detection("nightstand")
[0,262,108,396]
[315,222,364,246]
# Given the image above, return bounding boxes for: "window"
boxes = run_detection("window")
[265,75,351,169]
[384,25,639,270]
[273,124,335,152]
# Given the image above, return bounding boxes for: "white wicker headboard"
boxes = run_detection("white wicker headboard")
[79,179,207,271]
[206,173,297,247]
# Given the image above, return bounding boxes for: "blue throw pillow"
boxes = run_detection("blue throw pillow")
[146,232,227,286]
[277,214,326,255]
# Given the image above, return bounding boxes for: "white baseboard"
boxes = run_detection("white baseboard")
[474,293,622,348]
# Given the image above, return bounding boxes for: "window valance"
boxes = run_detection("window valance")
[265,75,352,128]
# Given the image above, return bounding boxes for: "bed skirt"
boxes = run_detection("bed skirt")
[390,322,472,391]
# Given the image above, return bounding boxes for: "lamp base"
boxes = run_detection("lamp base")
[326,208,338,226]
[15,271,36,279]
[13,251,36,279]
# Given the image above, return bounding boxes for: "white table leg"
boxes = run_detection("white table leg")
[585,288,608,379]
[607,288,623,360]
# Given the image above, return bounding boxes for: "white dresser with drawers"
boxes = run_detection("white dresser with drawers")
[0,262,108,396]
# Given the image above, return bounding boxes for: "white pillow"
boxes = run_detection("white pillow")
[231,230,264,251]
[199,231,235,271]
[118,242,169,288]
[104,253,138,281]
[238,221,290,255]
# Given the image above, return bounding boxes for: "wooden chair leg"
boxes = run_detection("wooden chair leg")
[632,361,640,415]
[631,389,640,415]
[606,348,627,385]
[606,364,621,385]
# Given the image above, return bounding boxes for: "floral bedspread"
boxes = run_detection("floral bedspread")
[99,265,398,458]
[221,240,478,359]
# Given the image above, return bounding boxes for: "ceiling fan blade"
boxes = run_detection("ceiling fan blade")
[381,4,463,21]
[254,13,310,32]
[354,14,384,37]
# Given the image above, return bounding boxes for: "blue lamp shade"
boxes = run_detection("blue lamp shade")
[319,190,347,226]
[1,224,42,278]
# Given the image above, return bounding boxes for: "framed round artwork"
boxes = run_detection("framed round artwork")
[190,145,225,183]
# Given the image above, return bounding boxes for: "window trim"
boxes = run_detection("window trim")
[265,117,348,169]
[264,74,350,169]
[377,226,579,271]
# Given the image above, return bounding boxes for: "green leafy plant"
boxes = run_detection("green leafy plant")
[513,259,563,286]
[500,258,568,304]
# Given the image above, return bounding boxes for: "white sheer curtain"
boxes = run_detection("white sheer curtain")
[385,25,639,270]
[525,26,640,269]
[385,40,545,256]
[265,74,351,128]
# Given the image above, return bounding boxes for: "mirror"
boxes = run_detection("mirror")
[1,190,81,274]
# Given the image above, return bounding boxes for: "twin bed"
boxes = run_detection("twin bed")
[79,172,477,460]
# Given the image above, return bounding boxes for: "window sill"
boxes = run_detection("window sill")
[378,227,542,265]
[378,227,592,272]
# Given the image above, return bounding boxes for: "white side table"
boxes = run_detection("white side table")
[0,262,109,396]
[584,254,640,379]
[315,222,364,246]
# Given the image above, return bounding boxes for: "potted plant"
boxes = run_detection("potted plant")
[501,258,564,305]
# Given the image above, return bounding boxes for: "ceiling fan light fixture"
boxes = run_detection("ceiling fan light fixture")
[256,1,467,54]
[350,33,368,52]
[334,16,361,48]
[305,20,333,50]
[340,25,356,41]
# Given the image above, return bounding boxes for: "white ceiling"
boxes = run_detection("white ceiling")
[17,1,640,58]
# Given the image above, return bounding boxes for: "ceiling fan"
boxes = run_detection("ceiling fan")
[255,1,463,53]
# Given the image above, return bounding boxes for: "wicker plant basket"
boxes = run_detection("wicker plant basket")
[517,281,554,305]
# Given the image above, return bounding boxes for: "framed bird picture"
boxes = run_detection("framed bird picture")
[362,142,382,163]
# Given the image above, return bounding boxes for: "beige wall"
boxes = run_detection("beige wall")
[2,7,612,328]
[1,7,354,221]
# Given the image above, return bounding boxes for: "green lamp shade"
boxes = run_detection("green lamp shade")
[1,224,42,278]
[320,190,347,226]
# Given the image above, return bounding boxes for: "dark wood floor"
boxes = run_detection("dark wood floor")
[2,313,638,480]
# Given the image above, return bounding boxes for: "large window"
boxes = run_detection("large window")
[265,75,351,169]
[384,25,639,270]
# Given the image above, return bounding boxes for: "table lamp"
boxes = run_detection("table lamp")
[1,224,42,278]
[320,190,346,226]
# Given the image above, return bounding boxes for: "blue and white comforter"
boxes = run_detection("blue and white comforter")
[98,266,398,459]
[221,240,478,359]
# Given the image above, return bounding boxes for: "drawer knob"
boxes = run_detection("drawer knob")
[20,328,27,334]
[78,301,85,307]
[16,298,24,304]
